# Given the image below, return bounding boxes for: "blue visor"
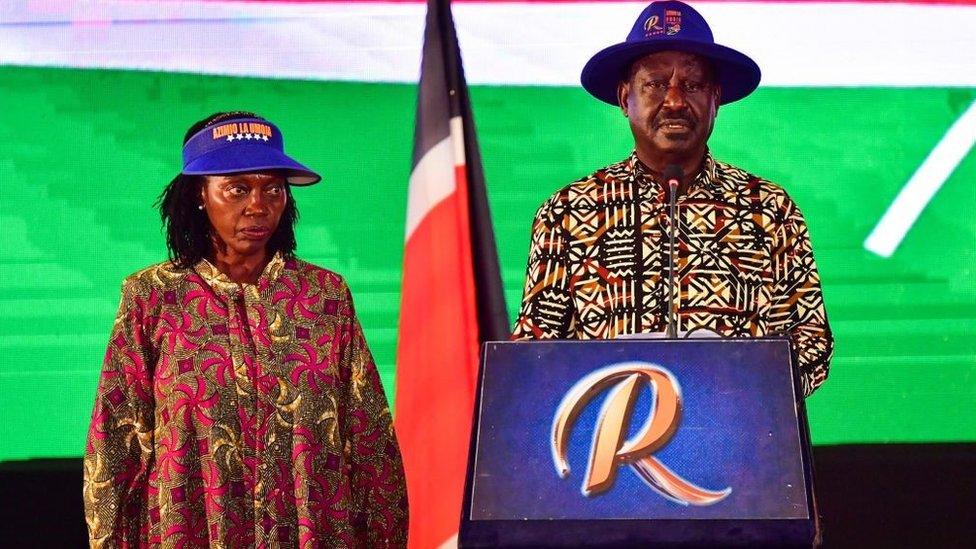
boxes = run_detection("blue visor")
[181,117,321,185]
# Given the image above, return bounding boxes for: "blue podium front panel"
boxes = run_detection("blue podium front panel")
[468,339,809,522]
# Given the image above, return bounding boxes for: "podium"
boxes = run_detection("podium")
[459,339,818,547]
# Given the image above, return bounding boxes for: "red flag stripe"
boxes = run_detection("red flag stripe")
[396,122,480,548]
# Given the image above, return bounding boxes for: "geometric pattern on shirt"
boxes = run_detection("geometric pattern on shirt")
[512,151,834,397]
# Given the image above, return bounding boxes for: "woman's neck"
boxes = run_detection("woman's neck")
[209,249,269,284]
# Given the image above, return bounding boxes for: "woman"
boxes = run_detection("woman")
[84,112,408,548]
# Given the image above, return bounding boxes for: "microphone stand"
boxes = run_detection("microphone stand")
[664,166,682,339]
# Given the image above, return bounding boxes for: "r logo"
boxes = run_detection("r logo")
[644,15,663,36]
[551,362,731,505]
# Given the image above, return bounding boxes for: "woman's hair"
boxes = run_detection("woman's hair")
[156,111,299,268]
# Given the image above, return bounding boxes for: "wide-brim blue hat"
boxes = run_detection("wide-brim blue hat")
[182,117,321,185]
[581,1,761,106]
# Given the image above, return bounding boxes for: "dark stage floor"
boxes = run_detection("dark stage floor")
[2,443,974,547]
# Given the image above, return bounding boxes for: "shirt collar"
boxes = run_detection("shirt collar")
[193,251,286,293]
[629,150,718,195]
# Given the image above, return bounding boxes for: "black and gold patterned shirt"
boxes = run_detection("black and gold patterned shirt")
[512,151,833,396]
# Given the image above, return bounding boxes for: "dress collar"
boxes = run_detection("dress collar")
[193,252,286,293]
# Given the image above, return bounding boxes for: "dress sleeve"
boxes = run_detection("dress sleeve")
[511,193,575,339]
[339,285,408,547]
[84,278,156,547]
[769,198,835,397]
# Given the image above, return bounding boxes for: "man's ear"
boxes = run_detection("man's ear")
[617,81,630,117]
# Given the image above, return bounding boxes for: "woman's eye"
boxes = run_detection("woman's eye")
[228,186,248,196]
[267,185,284,195]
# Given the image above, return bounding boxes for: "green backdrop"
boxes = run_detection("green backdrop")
[1,66,973,461]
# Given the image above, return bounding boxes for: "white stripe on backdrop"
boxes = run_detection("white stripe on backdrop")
[1,1,975,86]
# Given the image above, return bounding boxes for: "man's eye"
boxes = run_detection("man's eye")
[684,82,705,93]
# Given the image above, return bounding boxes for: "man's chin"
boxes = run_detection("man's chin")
[653,129,696,143]
[650,136,698,155]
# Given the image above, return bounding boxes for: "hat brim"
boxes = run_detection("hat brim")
[182,142,321,186]
[581,39,761,106]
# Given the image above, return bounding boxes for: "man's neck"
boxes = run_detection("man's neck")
[634,148,706,185]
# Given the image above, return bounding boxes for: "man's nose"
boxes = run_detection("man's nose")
[662,79,688,109]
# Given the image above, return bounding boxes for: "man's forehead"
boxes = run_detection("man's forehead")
[630,51,711,73]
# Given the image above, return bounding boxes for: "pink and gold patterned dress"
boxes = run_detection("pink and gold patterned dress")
[84,253,407,548]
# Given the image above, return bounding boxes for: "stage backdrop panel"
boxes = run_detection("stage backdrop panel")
[0,0,974,461]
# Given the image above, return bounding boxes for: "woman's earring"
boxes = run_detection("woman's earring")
[198,205,204,210]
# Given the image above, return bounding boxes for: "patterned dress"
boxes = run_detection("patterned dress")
[84,254,407,548]
[512,152,833,396]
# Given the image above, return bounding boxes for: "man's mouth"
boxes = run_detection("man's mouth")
[657,118,694,130]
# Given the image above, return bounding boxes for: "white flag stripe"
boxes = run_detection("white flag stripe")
[2,1,975,87]
[405,115,468,241]
[864,99,976,258]
[437,533,459,549]
[406,136,456,241]
[450,116,466,166]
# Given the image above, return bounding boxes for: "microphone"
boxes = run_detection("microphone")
[663,164,683,339]
[663,164,682,197]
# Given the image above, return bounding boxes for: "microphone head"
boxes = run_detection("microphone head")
[663,164,683,184]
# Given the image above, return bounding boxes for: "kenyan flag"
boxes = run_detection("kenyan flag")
[1,0,973,511]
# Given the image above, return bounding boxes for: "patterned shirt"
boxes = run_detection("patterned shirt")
[84,253,407,548]
[512,152,833,396]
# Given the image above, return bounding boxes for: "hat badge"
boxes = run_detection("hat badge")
[644,15,664,37]
[665,9,682,35]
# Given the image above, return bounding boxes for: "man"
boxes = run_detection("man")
[511,0,833,396]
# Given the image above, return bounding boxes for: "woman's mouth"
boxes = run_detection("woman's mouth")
[240,226,271,239]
